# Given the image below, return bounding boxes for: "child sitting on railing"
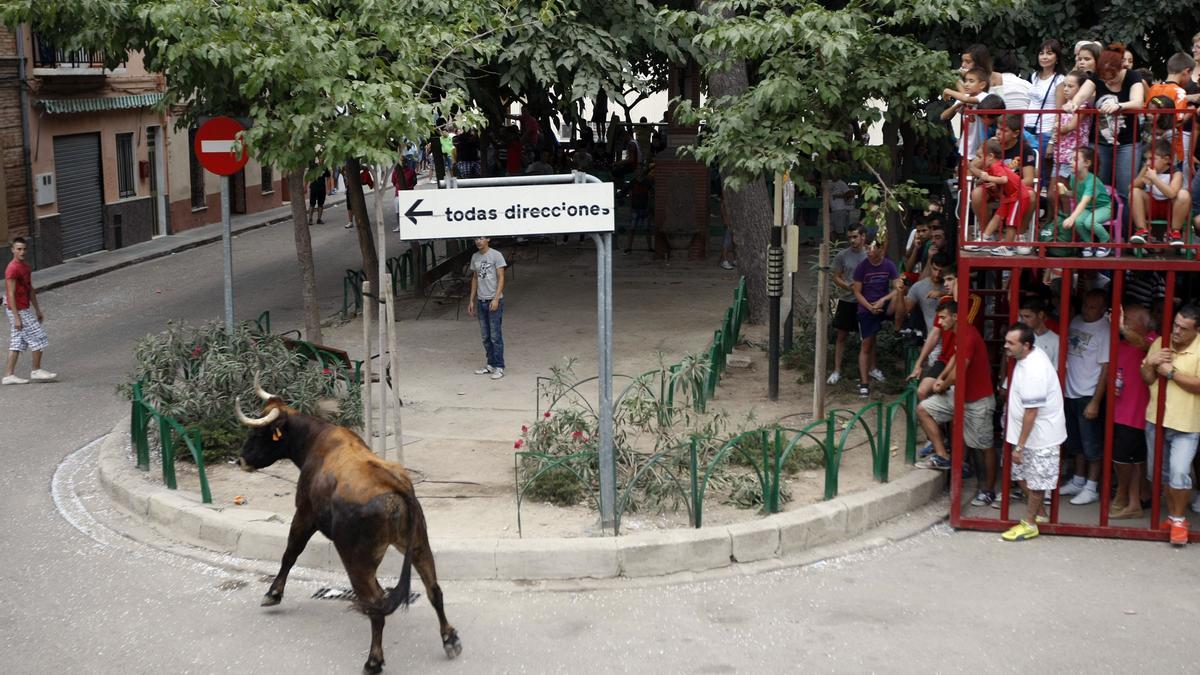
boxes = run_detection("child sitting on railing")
[1057,146,1112,257]
[1131,139,1192,246]
[969,139,1032,256]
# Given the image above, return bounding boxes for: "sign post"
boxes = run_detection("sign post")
[397,172,619,531]
[193,116,251,335]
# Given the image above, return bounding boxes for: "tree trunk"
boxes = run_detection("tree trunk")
[287,170,322,344]
[344,157,381,297]
[703,2,774,324]
[881,121,904,261]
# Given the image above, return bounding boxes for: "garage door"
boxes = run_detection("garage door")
[53,133,105,258]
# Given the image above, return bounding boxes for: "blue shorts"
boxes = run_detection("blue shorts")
[858,308,885,339]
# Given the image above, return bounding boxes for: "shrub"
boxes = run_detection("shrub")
[121,321,362,463]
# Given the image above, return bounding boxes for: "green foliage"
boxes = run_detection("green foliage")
[666,0,1013,189]
[522,465,586,507]
[121,321,362,462]
[189,418,248,464]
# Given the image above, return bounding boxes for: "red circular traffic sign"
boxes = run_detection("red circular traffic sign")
[193,116,250,176]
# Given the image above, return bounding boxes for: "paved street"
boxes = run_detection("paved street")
[4,199,1200,673]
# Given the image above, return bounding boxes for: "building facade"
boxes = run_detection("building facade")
[6,28,285,269]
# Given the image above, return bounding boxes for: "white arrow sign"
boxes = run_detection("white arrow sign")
[396,182,615,240]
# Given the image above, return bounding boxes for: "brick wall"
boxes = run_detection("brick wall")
[0,28,30,244]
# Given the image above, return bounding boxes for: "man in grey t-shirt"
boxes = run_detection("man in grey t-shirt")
[828,225,868,385]
[900,253,947,337]
[468,237,507,379]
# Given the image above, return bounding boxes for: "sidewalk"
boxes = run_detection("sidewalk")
[33,194,348,292]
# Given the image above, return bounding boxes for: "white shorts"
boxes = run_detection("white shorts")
[1011,444,1061,492]
[5,307,48,352]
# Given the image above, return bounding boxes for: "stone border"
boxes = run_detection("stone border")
[97,422,947,581]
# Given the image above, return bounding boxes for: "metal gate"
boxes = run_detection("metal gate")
[53,133,105,258]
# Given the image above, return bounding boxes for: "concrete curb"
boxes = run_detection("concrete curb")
[96,423,947,581]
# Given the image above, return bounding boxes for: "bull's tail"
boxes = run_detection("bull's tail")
[356,488,425,618]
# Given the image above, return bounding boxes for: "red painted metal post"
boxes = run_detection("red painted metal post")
[1149,271,1176,531]
[1099,270,1123,528]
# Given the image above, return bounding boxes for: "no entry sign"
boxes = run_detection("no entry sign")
[194,116,250,176]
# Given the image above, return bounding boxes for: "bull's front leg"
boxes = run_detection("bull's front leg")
[262,511,317,606]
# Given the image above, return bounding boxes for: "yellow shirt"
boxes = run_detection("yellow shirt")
[1144,335,1200,433]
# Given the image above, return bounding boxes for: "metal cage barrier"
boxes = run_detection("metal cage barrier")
[949,258,1196,542]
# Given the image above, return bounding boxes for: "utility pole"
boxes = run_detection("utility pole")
[767,172,785,400]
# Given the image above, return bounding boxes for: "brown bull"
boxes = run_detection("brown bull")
[236,381,462,674]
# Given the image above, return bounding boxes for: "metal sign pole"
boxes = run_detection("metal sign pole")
[221,175,234,335]
[403,171,617,531]
[374,163,389,459]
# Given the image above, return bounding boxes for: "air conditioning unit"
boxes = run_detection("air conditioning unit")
[34,172,56,206]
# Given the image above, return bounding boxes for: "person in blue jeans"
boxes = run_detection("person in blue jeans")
[468,237,507,380]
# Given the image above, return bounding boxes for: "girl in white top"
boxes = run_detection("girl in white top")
[1026,40,1066,135]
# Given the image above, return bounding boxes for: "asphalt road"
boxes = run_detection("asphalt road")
[3,197,1200,673]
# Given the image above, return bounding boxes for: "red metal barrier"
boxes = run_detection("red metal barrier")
[949,258,1194,542]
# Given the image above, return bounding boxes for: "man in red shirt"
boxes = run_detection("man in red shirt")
[917,301,998,505]
[4,238,56,384]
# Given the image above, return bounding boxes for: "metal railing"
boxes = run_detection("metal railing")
[130,381,213,504]
[31,33,105,69]
[957,106,1199,259]
[516,277,919,535]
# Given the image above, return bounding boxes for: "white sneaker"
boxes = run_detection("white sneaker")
[869,368,885,383]
[826,371,842,385]
[30,369,57,382]
[2,375,29,385]
[1093,247,1110,258]
[720,260,734,270]
[1081,247,1094,257]
[473,365,495,375]
[991,246,1013,257]
[1069,486,1099,505]
[1059,480,1084,497]
[490,368,505,380]
[1015,246,1033,255]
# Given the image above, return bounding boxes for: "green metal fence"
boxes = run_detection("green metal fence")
[515,275,920,535]
[130,381,213,504]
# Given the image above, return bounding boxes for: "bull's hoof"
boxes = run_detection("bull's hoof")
[443,630,463,659]
[261,591,282,607]
[363,657,384,674]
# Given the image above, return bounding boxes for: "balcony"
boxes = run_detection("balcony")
[32,33,107,76]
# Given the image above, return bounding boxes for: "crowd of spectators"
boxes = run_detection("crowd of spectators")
[944,39,1200,256]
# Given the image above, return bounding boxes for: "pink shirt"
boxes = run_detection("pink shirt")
[1113,333,1157,429]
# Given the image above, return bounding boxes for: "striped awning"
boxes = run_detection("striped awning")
[37,93,164,115]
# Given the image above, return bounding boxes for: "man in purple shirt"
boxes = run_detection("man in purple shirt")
[851,231,903,397]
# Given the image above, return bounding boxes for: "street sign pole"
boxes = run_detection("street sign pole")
[194,116,250,337]
[221,175,234,335]
[403,171,617,532]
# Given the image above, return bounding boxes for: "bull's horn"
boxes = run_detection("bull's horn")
[234,397,281,428]
[253,373,276,402]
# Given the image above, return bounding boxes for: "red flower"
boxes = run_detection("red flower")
[322,368,332,375]
[521,425,528,433]
[514,439,524,449]
[191,345,202,357]
[571,431,584,440]
[544,411,551,418]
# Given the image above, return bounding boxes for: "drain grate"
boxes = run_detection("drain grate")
[312,587,421,605]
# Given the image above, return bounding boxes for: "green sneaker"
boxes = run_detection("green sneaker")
[1001,520,1039,542]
